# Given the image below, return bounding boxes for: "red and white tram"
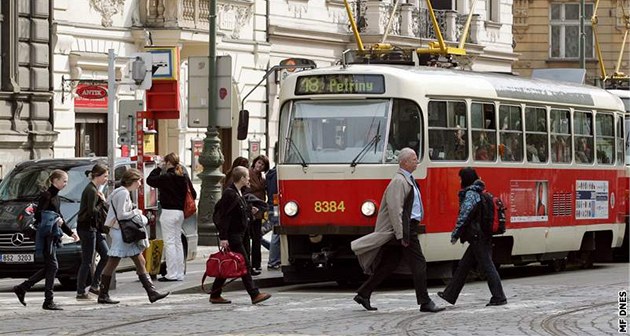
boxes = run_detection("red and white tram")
[275,62,627,282]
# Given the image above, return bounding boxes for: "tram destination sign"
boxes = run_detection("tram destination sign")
[295,74,385,95]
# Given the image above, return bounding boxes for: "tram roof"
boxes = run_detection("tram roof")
[283,64,625,112]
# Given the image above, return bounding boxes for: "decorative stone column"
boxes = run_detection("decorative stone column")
[364,0,386,35]
[444,10,458,42]
[469,14,482,44]
[400,3,414,37]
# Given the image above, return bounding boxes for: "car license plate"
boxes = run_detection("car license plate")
[0,254,34,263]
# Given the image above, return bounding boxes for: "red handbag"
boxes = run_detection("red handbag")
[183,182,196,218]
[201,247,248,293]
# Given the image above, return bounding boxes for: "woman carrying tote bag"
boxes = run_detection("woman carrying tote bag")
[97,168,169,305]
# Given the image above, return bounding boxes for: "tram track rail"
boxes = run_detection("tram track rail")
[539,301,615,336]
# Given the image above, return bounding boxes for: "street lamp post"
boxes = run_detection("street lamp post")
[197,0,225,245]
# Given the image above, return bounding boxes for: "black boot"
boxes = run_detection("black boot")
[13,285,26,306]
[97,275,120,304]
[42,301,63,310]
[138,273,169,303]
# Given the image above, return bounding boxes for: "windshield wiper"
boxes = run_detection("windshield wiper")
[286,137,308,168]
[350,122,381,167]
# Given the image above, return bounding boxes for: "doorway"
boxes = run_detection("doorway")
[75,113,107,157]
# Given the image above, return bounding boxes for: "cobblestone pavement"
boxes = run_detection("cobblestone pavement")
[0,262,628,336]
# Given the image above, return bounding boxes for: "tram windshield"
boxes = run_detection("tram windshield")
[284,100,390,164]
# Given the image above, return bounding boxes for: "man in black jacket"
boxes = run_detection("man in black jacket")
[210,166,271,305]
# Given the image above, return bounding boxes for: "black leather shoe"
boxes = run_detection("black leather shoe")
[250,269,261,276]
[42,301,63,310]
[157,277,178,282]
[486,299,507,306]
[353,294,377,311]
[13,286,26,306]
[420,301,445,313]
[437,291,456,305]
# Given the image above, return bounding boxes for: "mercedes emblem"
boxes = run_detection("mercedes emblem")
[11,233,25,247]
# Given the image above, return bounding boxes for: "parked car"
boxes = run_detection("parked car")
[0,157,198,289]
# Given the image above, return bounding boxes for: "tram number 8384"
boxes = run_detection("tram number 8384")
[314,201,346,213]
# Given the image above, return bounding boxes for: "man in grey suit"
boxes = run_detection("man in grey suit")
[352,148,444,313]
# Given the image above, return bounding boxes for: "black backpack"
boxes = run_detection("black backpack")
[478,191,506,236]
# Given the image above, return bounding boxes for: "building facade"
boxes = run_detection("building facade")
[0,1,56,176]
[512,0,630,84]
[42,0,517,179]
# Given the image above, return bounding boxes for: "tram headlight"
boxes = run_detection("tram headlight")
[284,201,299,217]
[361,201,377,217]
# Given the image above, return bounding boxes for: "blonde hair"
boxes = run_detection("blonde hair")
[49,169,68,183]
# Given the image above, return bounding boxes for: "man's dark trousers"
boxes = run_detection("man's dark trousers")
[357,220,430,305]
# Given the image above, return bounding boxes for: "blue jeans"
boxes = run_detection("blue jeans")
[267,233,280,266]
[76,229,109,294]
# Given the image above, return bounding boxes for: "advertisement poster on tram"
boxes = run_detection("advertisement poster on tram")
[575,180,608,219]
[509,180,548,222]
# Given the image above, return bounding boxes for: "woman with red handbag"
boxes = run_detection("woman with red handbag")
[147,153,196,282]
[211,166,271,305]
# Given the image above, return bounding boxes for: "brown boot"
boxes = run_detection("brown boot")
[251,292,271,304]
[209,296,232,304]
[138,273,169,303]
[97,275,120,304]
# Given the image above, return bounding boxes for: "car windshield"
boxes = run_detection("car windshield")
[0,165,92,202]
[284,100,390,164]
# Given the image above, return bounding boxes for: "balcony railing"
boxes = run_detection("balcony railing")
[347,0,474,43]
[143,0,477,43]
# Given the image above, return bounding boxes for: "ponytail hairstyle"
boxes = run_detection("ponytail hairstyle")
[85,163,109,179]
[164,152,184,176]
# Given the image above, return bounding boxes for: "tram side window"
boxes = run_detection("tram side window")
[616,115,625,166]
[550,109,571,163]
[428,100,467,161]
[387,99,422,162]
[574,111,594,164]
[525,106,548,163]
[471,102,497,161]
[595,113,614,165]
[499,105,523,162]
